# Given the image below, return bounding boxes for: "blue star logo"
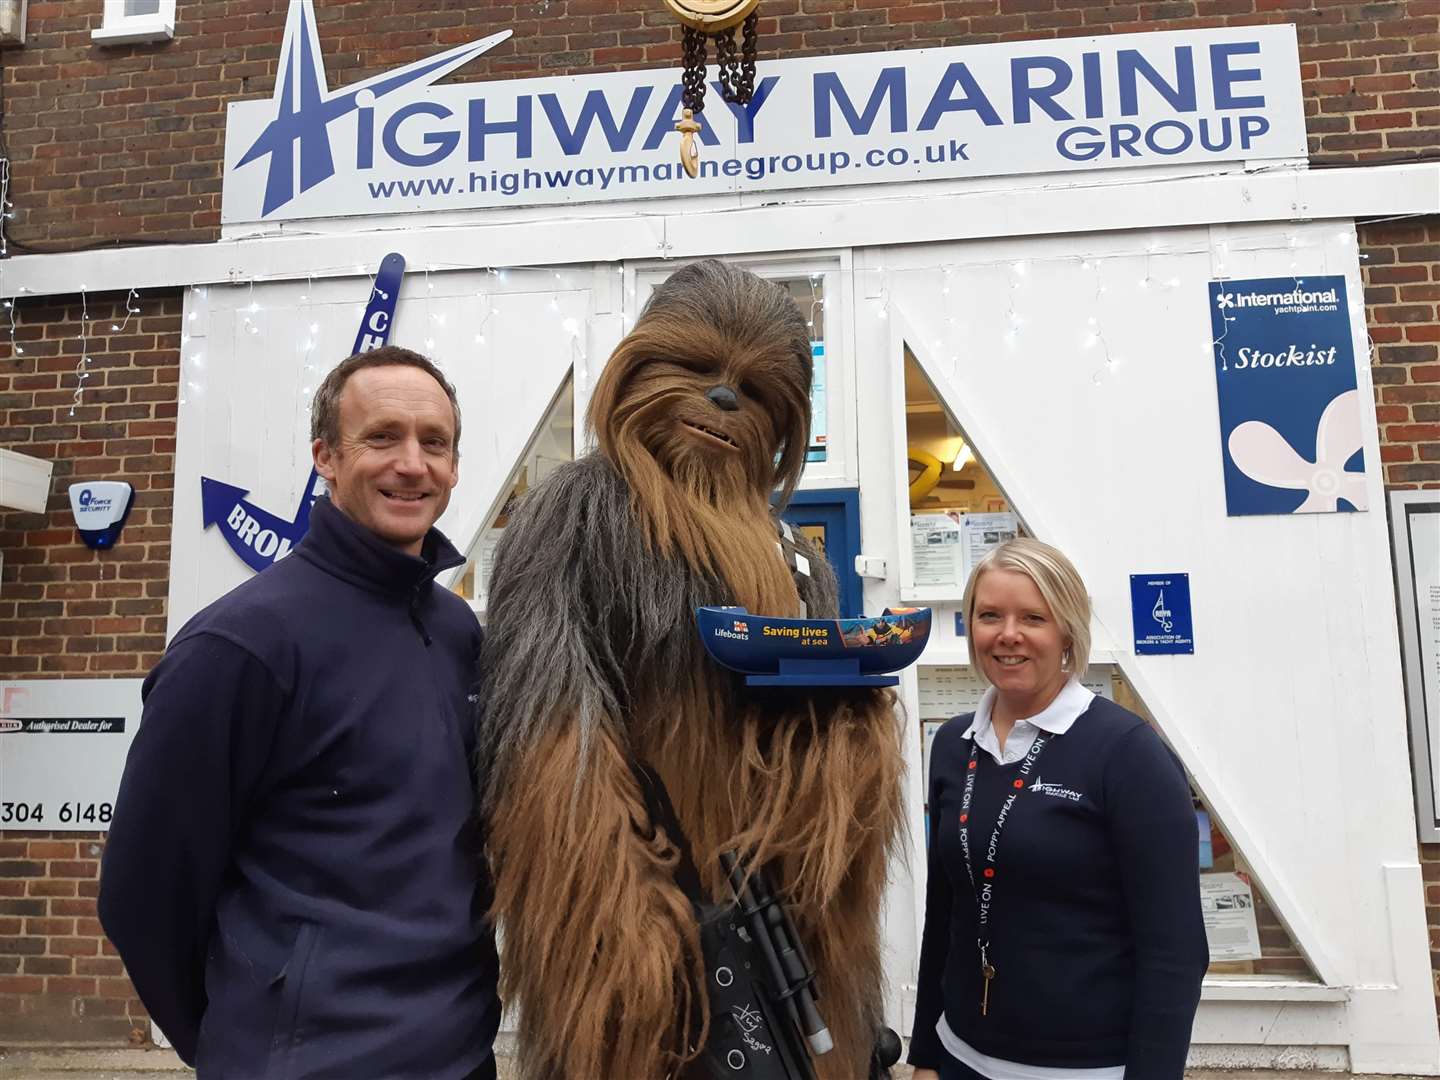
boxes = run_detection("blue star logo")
[235,0,510,217]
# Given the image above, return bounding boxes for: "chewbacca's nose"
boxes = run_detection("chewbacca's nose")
[706,385,739,411]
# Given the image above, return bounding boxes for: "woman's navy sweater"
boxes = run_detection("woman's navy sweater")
[910,696,1209,1077]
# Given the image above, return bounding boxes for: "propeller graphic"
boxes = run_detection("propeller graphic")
[1227,388,1368,513]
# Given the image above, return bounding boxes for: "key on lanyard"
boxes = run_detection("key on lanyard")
[980,944,996,1016]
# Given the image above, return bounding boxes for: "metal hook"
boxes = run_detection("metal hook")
[677,108,702,179]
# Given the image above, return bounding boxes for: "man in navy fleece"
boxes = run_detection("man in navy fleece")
[99,346,499,1079]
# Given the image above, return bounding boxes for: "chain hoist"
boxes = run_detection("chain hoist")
[665,1,760,177]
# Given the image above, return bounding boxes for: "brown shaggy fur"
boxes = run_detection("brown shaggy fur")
[482,260,906,1080]
[488,723,708,1080]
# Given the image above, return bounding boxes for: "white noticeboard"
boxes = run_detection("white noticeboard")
[1391,491,1440,842]
[0,680,143,831]
[1200,871,1263,962]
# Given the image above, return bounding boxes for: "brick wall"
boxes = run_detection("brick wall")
[0,0,1435,252]
[0,290,180,1041]
[1363,218,1440,485]
[0,0,1436,1049]
[1358,216,1440,1015]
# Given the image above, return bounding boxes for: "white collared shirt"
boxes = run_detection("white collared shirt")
[962,677,1096,765]
[946,677,1122,1079]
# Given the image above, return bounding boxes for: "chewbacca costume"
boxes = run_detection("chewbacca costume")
[479,260,906,1080]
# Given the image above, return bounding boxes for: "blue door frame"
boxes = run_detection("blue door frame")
[779,488,864,618]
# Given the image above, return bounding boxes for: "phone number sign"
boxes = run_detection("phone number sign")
[0,681,142,832]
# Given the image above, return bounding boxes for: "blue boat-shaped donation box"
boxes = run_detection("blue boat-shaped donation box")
[696,606,932,687]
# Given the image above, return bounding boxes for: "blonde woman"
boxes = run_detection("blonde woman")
[910,539,1207,1079]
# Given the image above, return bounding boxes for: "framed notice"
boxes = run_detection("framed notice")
[1390,492,1440,842]
[0,680,142,831]
[1130,573,1196,655]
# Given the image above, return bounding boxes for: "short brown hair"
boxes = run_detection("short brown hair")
[310,345,462,455]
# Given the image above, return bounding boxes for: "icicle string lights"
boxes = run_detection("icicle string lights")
[70,288,93,418]
[108,288,141,334]
[4,227,1366,410]
[0,157,11,259]
[4,288,20,357]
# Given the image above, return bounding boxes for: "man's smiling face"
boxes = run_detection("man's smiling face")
[313,364,460,555]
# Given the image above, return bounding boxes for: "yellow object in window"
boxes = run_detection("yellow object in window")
[908,448,943,505]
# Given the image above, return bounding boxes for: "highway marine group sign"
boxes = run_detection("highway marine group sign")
[222,0,1305,223]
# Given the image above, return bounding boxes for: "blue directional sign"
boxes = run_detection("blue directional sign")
[200,251,406,574]
[1130,573,1195,655]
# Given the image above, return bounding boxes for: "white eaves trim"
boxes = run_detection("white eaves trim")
[1,162,1435,300]
[91,0,175,45]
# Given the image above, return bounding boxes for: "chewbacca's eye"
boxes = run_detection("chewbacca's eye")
[659,356,710,374]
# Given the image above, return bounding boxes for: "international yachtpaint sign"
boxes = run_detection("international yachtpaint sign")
[1209,275,1367,516]
[221,0,1306,223]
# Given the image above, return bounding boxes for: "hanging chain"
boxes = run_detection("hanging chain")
[683,10,759,112]
[672,4,761,176]
[714,11,759,105]
[681,25,708,112]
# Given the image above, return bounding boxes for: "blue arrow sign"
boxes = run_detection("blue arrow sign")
[200,252,407,574]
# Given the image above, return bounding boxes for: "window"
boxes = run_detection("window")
[92,0,175,45]
[455,375,575,617]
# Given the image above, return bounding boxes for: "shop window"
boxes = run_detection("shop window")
[1107,678,1319,982]
[774,275,828,464]
[92,0,175,45]
[916,665,1320,982]
[897,303,1320,985]
[453,374,574,616]
[901,344,1017,599]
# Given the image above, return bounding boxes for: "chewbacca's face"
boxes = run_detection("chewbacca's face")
[618,343,802,490]
[589,261,815,501]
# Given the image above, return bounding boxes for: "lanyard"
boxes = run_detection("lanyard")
[955,728,1051,1016]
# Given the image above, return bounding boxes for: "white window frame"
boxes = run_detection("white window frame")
[91,0,175,45]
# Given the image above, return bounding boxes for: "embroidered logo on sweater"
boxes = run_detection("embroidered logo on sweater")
[1028,777,1084,802]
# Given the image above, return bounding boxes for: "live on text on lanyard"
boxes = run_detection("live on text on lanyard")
[956,730,1051,1016]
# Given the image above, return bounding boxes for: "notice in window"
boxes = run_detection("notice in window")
[911,513,964,588]
[960,512,1018,583]
[1199,871,1263,962]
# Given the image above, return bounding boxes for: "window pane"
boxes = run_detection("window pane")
[903,346,1017,593]
[773,276,826,463]
[124,0,162,16]
[456,375,574,615]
